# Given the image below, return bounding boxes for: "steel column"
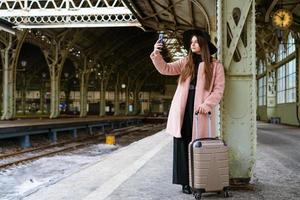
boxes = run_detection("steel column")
[297,43,300,123]
[1,35,13,120]
[99,79,106,117]
[99,65,113,117]
[217,0,256,182]
[125,77,130,115]
[79,57,90,117]
[44,38,68,119]
[49,72,61,118]
[266,64,276,119]
[114,73,120,116]
[1,31,27,120]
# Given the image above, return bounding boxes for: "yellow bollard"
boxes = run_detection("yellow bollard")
[106,134,116,145]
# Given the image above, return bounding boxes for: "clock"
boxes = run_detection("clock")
[272,9,293,29]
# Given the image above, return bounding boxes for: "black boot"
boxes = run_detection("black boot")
[182,185,192,194]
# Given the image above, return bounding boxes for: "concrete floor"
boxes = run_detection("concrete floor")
[22,122,300,200]
[257,122,300,169]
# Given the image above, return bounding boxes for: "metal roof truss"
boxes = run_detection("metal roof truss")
[0,0,141,28]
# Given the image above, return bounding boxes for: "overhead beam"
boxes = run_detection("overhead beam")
[189,0,196,28]
[150,0,192,26]
[146,0,161,24]
[190,0,211,32]
[169,0,179,29]
[0,19,15,35]
[0,0,141,28]
[265,0,278,23]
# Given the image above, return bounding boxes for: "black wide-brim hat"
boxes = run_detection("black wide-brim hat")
[183,29,217,55]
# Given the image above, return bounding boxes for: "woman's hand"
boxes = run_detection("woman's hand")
[153,40,163,55]
[196,104,210,114]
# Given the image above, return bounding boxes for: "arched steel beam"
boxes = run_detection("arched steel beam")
[265,0,279,23]
[190,0,211,32]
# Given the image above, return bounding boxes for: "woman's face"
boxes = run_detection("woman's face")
[190,36,201,54]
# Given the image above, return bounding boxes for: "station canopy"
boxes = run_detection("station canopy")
[2,0,300,92]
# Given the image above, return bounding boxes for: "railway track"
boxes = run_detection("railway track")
[0,123,165,169]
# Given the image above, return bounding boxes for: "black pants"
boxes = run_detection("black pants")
[172,89,195,185]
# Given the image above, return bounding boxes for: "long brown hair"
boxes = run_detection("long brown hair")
[180,35,213,90]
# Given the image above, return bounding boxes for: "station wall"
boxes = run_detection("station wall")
[257,104,300,126]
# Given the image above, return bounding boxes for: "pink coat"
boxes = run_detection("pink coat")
[150,52,225,141]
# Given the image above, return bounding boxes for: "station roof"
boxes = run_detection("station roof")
[127,0,300,61]
[2,0,300,92]
[15,0,218,92]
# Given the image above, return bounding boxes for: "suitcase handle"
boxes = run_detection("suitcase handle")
[191,111,213,191]
[194,137,219,141]
[195,111,212,139]
[190,112,213,190]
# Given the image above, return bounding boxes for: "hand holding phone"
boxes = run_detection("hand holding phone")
[158,33,164,44]
[154,32,164,55]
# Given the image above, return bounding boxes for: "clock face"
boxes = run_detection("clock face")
[272,9,293,29]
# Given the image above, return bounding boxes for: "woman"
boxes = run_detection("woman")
[150,29,225,194]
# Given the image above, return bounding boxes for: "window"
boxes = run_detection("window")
[277,59,296,104]
[278,43,285,61]
[286,59,296,103]
[286,33,295,55]
[278,32,295,61]
[258,76,267,106]
[257,60,266,75]
[277,66,285,104]
[270,52,276,63]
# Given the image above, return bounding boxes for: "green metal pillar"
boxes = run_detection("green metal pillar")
[39,85,45,114]
[99,66,113,117]
[266,65,276,119]
[44,41,67,119]
[1,31,27,120]
[297,43,300,120]
[158,99,164,114]
[49,70,61,118]
[79,57,90,117]
[45,30,80,118]
[218,0,256,182]
[79,78,88,117]
[125,77,130,115]
[1,35,13,120]
[125,76,130,116]
[99,79,106,117]
[133,89,139,115]
[114,73,120,116]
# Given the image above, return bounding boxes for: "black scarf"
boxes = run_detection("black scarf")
[190,53,202,86]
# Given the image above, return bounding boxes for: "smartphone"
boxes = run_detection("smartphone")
[158,33,164,44]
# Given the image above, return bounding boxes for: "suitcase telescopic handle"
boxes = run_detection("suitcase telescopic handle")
[195,111,212,138]
[191,111,212,190]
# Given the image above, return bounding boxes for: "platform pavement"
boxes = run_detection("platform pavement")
[23,128,299,200]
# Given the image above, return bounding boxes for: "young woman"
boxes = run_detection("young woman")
[150,29,225,194]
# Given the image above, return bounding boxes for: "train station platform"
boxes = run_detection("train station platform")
[0,116,151,148]
[22,122,299,200]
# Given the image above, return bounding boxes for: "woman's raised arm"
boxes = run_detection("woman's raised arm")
[150,40,186,76]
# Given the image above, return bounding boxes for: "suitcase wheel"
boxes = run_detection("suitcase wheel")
[194,192,201,200]
[224,190,230,198]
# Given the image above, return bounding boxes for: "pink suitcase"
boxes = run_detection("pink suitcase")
[189,112,230,199]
